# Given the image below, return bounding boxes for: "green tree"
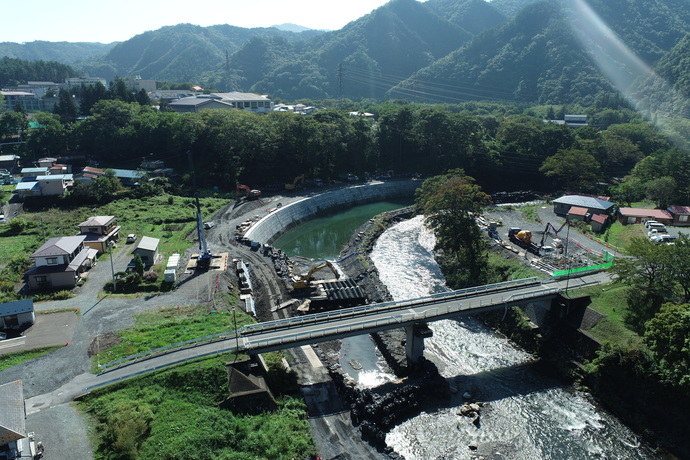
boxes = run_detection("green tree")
[53,88,78,124]
[644,303,690,388]
[610,236,674,332]
[539,148,601,192]
[133,254,145,277]
[645,176,676,208]
[609,178,645,207]
[415,169,491,288]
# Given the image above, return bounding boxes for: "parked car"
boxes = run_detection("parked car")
[0,214,5,224]
[651,234,677,245]
[126,234,137,244]
[648,224,667,237]
[0,332,7,340]
[644,220,659,228]
[204,221,215,229]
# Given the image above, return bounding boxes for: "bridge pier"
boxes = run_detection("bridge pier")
[405,323,433,365]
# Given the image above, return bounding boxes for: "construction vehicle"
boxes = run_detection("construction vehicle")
[236,184,261,200]
[508,220,569,256]
[293,260,340,289]
[285,174,305,191]
[188,151,213,269]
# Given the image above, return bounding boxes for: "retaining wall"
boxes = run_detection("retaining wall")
[244,180,420,244]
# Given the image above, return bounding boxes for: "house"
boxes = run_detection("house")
[25,236,97,290]
[132,236,160,267]
[567,206,589,222]
[77,216,121,254]
[109,169,145,186]
[667,205,690,227]
[36,157,57,168]
[0,380,38,459]
[617,208,673,226]
[543,114,588,128]
[19,167,49,177]
[0,299,35,330]
[168,92,273,114]
[590,213,609,233]
[77,166,105,182]
[13,174,73,197]
[0,155,20,172]
[552,195,615,216]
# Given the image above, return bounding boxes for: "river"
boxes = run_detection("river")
[275,203,660,459]
[372,215,657,459]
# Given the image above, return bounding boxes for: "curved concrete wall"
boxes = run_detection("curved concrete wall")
[244,180,420,244]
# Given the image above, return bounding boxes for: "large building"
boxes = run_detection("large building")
[168,92,273,114]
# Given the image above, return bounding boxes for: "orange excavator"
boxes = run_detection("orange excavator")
[236,184,261,200]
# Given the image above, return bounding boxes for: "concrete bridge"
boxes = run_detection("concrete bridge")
[95,271,607,385]
[237,272,607,364]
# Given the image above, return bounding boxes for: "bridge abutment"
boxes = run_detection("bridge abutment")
[405,323,433,365]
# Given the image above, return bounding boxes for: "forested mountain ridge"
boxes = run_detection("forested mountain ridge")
[391,0,690,104]
[0,41,114,65]
[250,0,477,100]
[3,0,690,105]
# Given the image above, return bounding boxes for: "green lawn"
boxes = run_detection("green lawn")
[95,295,252,369]
[575,282,643,347]
[0,346,63,371]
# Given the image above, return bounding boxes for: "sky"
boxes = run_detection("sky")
[1,0,400,44]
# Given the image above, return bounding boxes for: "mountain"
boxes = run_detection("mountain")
[271,23,314,33]
[426,0,506,35]
[489,0,541,18]
[389,0,690,104]
[0,41,115,66]
[251,0,476,100]
[78,23,324,83]
[628,33,690,117]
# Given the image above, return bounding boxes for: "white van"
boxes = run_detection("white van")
[647,223,667,236]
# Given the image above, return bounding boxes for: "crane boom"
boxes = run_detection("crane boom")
[187,151,212,268]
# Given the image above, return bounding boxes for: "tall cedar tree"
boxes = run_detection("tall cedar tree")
[415,169,491,288]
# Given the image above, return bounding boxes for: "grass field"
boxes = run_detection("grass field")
[82,355,315,460]
[0,346,63,372]
[574,282,643,347]
[95,294,252,369]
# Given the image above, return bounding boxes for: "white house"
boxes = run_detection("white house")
[25,236,97,290]
[168,92,273,114]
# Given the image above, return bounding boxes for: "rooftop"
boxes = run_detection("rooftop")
[553,195,615,211]
[32,235,86,258]
[136,236,160,252]
[79,216,116,227]
[0,380,26,445]
[618,208,673,219]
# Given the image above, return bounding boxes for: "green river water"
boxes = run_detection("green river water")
[271,198,413,260]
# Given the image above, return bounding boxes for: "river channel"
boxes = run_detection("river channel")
[274,202,660,459]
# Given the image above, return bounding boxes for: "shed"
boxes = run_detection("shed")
[0,380,26,447]
[132,236,160,267]
[667,205,690,227]
[0,299,35,329]
[617,208,673,226]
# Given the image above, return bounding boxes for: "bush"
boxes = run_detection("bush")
[143,271,158,282]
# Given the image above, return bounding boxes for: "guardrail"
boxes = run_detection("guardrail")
[242,277,543,335]
[243,286,561,351]
[98,328,245,371]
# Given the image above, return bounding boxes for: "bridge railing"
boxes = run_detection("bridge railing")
[242,277,543,335]
[243,286,562,351]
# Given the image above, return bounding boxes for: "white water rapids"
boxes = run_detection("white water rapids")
[368,215,656,460]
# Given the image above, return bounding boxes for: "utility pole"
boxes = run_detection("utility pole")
[109,242,117,293]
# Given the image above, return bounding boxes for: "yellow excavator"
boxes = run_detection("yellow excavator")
[292,261,340,289]
[285,174,305,191]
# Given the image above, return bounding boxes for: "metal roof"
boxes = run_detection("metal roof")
[212,92,271,102]
[668,205,690,215]
[0,380,26,445]
[136,236,160,252]
[79,216,115,227]
[553,195,615,211]
[618,208,672,219]
[0,299,34,316]
[32,235,86,258]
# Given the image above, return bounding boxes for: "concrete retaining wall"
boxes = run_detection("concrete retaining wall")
[244,180,420,244]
